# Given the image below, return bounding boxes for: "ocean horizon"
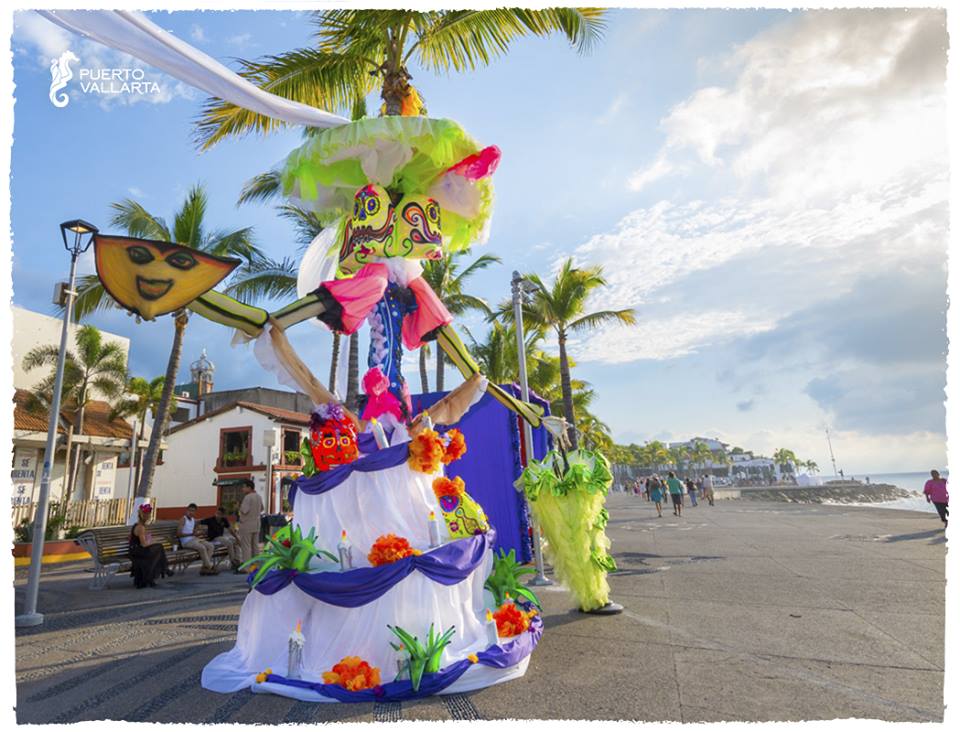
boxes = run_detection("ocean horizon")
[825,470,949,514]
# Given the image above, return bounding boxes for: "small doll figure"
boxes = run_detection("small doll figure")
[309,403,360,471]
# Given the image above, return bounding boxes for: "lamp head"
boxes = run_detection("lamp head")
[59,219,98,255]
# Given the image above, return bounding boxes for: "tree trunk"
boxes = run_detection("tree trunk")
[435,347,445,393]
[60,422,75,505]
[68,403,88,502]
[557,329,578,450]
[345,331,360,412]
[328,333,341,393]
[419,346,429,393]
[133,414,146,491]
[137,311,188,498]
[381,56,406,116]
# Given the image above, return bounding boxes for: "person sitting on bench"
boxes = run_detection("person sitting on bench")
[201,506,242,572]
[178,503,218,575]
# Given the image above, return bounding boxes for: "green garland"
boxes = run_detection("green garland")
[521,450,616,610]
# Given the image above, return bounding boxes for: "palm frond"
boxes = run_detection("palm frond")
[568,308,637,333]
[276,204,327,246]
[194,49,374,150]
[202,226,259,261]
[69,275,120,321]
[173,184,208,247]
[237,170,283,206]
[224,257,299,304]
[109,200,170,240]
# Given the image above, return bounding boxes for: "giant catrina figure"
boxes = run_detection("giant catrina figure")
[94,117,544,429]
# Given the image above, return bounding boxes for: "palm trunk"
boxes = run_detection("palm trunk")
[557,329,578,450]
[137,312,187,498]
[68,404,88,502]
[435,348,445,393]
[133,414,146,490]
[419,347,429,393]
[381,51,406,116]
[60,421,75,504]
[345,331,360,412]
[328,334,341,393]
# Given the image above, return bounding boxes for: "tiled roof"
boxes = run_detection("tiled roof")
[166,399,311,436]
[14,388,134,439]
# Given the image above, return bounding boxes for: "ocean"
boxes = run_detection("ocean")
[829,470,949,513]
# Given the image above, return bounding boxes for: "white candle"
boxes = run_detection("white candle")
[428,511,442,548]
[370,418,389,449]
[287,620,305,679]
[485,609,499,647]
[337,530,352,571]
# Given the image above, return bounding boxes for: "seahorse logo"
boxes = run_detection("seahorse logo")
[49,50,80,108]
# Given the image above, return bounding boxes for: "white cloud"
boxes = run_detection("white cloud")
[226,33,253,47]
[626,152,674,191]
[576,9,947,365]
[595,92,628,125]
[127,186,147,198]
[189,24,207,43]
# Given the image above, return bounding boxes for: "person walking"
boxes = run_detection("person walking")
[237,479,265,563]
[702,473,715,506]
[686,477,698,507]
[923,469,949,527]
[650,478,664,518]
[667,471,685,517]
[178,503,218,575]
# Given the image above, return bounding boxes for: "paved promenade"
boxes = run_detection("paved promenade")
[14,495,946,722]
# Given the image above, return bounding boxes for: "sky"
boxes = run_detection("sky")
[8,8,950,476]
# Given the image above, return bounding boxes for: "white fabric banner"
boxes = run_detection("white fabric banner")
[38,9,350,130]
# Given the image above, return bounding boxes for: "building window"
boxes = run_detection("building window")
[217,478,248,515]
[282,428,302,466]
[220,427,251,468]
[172,406,191,423]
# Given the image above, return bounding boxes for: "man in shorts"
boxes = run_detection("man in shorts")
[667,471,685,517]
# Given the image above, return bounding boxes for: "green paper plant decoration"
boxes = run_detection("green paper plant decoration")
[387,623,456,692]
[299,436,317,477]
[240,523,336,587]
[484,549,542,608]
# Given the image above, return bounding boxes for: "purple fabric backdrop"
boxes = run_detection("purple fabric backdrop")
[411,387,551,564]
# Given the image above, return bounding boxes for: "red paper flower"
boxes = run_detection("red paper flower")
[408,429,446,474]
[442,429,467,464]
[432,475,466,500]
[367,534,422,566]
[322,656,381,691]
[280,539,292,548]
[493,602,534,638]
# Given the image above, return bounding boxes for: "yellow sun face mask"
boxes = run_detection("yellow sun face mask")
[94,235,241,320]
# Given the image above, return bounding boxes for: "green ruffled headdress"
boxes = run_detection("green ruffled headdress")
[281,117,497,255]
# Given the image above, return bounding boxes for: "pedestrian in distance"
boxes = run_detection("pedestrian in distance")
[686,477,698,507]
[923,469,949,527]
[650,478,664,517]
[667,471,685,517]
[702,473,715,506]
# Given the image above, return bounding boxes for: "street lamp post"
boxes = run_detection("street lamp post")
[16,220,98,628]
[511,271,552,587]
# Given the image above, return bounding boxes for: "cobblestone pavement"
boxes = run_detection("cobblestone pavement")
[15,496,946,722]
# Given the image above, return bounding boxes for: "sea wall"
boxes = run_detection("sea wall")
[733,482,912,504]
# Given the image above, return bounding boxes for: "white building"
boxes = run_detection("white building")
[153,400,312,521]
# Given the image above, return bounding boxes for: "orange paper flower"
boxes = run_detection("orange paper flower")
[493,602,536,638]
[322,656,381,691]
[442,429,467,464]
[467,653,479,664]
[367,534,422,566]
[408,429,445,474]
[432,475,466,500]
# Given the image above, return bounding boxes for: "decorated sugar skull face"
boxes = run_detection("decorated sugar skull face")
[338,186,443,275]
[393,195,442,261]
[339,184,395,275]
[94,235,240,320]
[309,408,359,472]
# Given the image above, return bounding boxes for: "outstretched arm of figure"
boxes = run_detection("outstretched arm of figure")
[435,324,545,429]
[188,291,329,338]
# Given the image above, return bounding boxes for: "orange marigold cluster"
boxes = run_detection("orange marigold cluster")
[432,475,466,500]
[493,602,537,637]
[322,656,381,691]
[408,429,446,474]
[367,534,422,566]
[442,429,467,463]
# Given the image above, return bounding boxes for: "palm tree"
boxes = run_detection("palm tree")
[110,376,169,492]
[772,448,799,477]
[804,459,820,475]
[71,185,261,498]
[195,9,606,148]
[690,440,713,475]
[669,445,690,476]
[645,440,671,475]
[421,251,501,392]
[502,258,636,449]
[22,325,128,503]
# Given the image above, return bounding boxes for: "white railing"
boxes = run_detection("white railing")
[11,497,149,534]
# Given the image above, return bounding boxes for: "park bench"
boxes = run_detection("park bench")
[75,521,231,590]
